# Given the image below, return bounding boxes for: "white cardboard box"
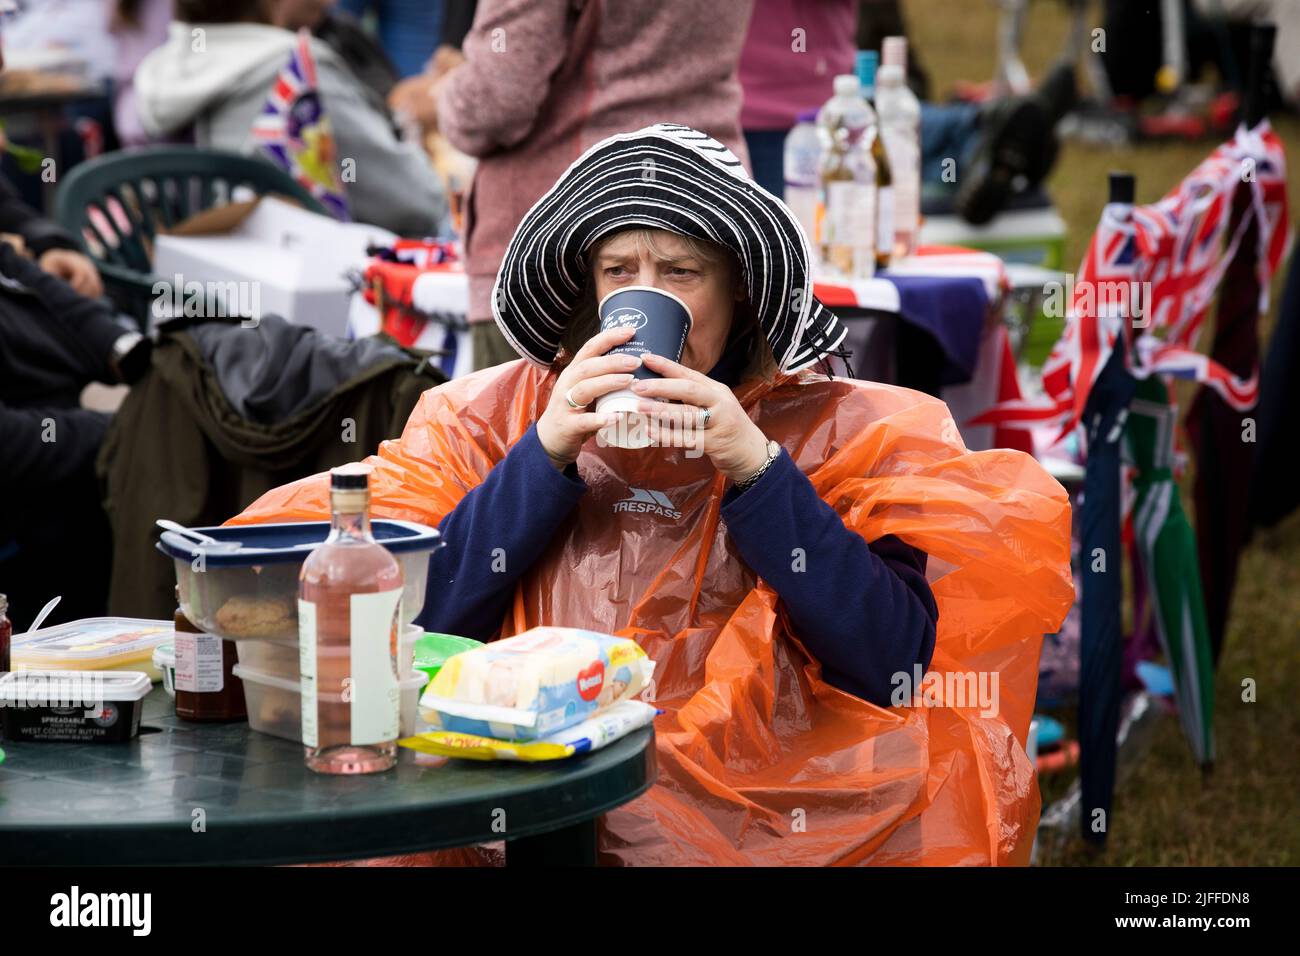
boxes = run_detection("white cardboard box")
[151,196,395,337]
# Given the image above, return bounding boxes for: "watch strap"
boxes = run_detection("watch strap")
[735,439,780,493]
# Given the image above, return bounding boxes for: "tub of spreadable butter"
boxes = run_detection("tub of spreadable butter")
[0,670,151,743]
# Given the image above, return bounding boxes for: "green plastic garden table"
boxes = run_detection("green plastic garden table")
[0,687,656,866]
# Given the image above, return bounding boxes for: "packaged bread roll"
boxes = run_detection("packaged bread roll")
[418,627,654,741]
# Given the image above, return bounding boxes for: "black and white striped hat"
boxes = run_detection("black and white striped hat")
[491,123,848,374]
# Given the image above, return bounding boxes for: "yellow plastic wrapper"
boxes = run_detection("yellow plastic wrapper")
[231,359,1074,865]
[400,699,659,762]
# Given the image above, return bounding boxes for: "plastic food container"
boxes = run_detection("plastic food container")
[153,643,177,697]
[157,520,442,645]
[0,670,151,743]
[413,632,483,686]
[9,618,174,681]
[399,624,421,680]
[232,663,426,742]
[234,623,422,681]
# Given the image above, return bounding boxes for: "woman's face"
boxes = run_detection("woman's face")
[592,230,742,374]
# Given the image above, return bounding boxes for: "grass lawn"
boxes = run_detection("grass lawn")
[903,0,1300,865]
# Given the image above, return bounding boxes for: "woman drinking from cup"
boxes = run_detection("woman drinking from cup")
[233,124,1074,866]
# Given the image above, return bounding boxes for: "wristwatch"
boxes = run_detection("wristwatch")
[734,439,781,494]
[109,331,150,384]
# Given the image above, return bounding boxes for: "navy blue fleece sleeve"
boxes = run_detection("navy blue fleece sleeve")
[415,423,586,639]
[720,450,939,706]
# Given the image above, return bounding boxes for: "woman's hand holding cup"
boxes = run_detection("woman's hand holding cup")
[632,352,771,482]
[536,325,642,469]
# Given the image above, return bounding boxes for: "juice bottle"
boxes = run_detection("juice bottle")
[816,74,877,279]
[299,464,403,774]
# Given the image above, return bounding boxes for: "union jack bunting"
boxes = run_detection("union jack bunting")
[1133,339,1259,412]
[972,122,1290,440]
[251,29,350,221]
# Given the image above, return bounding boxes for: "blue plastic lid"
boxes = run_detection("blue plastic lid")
[1135,661,1176,697]
[855,50,879,90]
[1033,714,1066,749]
[156,519,442,567]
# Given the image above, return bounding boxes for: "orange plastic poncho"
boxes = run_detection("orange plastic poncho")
[231,358,1074,865]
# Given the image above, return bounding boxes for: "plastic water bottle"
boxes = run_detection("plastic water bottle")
[877,37,922,258]
[857,50,894,271]
[783,110,821,259]
[816,74,877,278]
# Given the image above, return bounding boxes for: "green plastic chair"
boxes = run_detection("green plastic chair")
[53,147,328,328]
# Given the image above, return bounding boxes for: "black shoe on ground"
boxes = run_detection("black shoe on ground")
[955,96,1054,225]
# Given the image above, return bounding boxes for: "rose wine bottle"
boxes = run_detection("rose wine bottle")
[299,464,403,774]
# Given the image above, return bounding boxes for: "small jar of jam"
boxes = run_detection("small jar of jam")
[174,605,246,723]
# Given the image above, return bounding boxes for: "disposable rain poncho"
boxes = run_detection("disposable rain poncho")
[231,356,1074,866]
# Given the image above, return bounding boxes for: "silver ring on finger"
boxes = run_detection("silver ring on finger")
[565,386,587,410]
[698,406,712,429]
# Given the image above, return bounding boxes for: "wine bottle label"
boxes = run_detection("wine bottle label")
[174,631,224,693]
[826,180,875,247]
[298,599,318,749]
[349,588,402,746]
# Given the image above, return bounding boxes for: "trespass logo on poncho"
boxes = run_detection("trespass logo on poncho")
[613,488,682,520]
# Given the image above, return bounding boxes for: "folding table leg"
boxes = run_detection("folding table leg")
[505,818,598,867]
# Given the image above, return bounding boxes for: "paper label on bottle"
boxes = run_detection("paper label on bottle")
[881,131,920,233]
[175,631,224,693]
[349,589,401,746]
[826,180,875,246]
[876,186,895,259]
[298,599,318,749]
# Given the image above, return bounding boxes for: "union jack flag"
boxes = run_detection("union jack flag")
[972,121,1290,440]
[251,29,350,221]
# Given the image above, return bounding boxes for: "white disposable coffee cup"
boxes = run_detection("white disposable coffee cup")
[594,285,693,450]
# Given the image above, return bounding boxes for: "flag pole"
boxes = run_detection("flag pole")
[1241,23,1276,128]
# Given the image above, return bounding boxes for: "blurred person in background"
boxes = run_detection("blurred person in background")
[0,44,151,630]
[0,148,103,297]
[738,0,1074,223]
[133,0,447,235]
[0,0,119,203]
[111,0,404,148]
[738,0,857,198]
[336,0,446,78]
[313,0,403,103]
[389,0,756,371]
[1104,0,1298,110]
[1197,0,1300,106]
[385,0,475,119]
[110,0,173,147]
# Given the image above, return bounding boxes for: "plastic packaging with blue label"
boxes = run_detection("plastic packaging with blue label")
[417,627,655,741]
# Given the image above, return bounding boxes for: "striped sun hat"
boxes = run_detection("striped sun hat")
[491,123,848,374]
